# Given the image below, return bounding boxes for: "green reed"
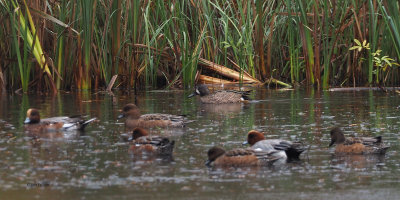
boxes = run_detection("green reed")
[1,0,400,92]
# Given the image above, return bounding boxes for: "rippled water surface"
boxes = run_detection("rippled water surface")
[1,88,400,199]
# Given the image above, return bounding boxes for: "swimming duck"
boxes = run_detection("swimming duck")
[205,146,279,167]
[188,84,251,104]
[129,127,175,156]
[329,127,389,155]
[24,108,96,132]
[243,130,305,163]
[118,104,188,129]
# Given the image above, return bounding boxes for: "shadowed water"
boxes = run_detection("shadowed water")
[1,88,400,199]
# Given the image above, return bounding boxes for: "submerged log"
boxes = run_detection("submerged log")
[198,74,235,84]
[197,58,293,88]
[199,58,261,84]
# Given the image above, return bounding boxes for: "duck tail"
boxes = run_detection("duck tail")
[376,145,390,155]
[286,142,306,161]
[374,136,382,143]
[241,94,251,100]
[78,118,96,131]
[241,90,252,100]
[159,139,175,156]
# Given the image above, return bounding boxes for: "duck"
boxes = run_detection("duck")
[24,108,96,132]
[118,103,188,129]
[188,84,251,104]
[329,127,389,155]
[129,127,175,156]
[205,146,279,167]
[243,130,305,163]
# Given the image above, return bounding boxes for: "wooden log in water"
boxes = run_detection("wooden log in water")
[198,58,261,84]
[198,75,235,84]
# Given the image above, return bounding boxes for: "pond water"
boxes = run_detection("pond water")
[1,87,400,199]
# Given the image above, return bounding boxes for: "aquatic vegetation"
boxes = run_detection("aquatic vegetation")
[0,0,400,93]
[350,39,400,85]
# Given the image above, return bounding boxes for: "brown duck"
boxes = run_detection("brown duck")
[118,104,188,129]
[205,146,279,167]
[329,127,389,155]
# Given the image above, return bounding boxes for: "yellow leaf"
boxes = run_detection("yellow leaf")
[354,39,361,46]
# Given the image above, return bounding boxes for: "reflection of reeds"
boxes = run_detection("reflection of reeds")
[0,1,400,92]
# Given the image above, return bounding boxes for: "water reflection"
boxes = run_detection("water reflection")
[330,154,386,170]
[200,103,249,115]
[1,88,400,199]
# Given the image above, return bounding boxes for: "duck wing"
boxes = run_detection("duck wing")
[42,116,96,131]
[346,136,383,146]
[225,148,279,164]
[134,136,175,155]
[215,90,252,100]
[140,114,184,122]
[224,148,255,156]
[345,136,389,155]
[140,114,187,127]
[253,149,281,164]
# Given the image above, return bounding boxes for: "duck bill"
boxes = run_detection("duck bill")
[117,114,125,119]
[205,160,212,166]
[328,140,335,147]
[242,141,249,146]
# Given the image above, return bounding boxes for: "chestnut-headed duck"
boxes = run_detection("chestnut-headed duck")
[24,108,96,132]
[205,146,279,167]
[243,130,305,163]
[129,127,175,156]
[329,127,389,155]
[118,104,188,129]
[188,84,251,104]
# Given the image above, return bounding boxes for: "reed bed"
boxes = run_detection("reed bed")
[0,0,399,93]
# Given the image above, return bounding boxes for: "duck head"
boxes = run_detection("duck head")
[329,127,346,147]
[188,85,210,98]
[24,108,41,124]
[118,104,141,119]
[243,130,266,146]
[131,127,149,140]
[205,146,226,166]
